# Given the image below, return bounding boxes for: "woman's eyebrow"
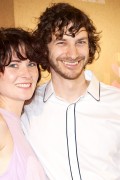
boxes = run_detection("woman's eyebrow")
[11,59,21,62]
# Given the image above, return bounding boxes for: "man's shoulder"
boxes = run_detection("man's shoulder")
[100,82,120,100]
[101,82,120,92]
[35,83,47,97]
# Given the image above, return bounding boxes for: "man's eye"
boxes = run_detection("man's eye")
[28,62,37,67]
[77,40,88,45]
[56,41,65,45]
[78,41,86,44]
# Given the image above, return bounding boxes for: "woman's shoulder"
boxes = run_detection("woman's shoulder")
[0,113,9,150]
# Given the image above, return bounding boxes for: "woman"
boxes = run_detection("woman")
[0,28,47,180]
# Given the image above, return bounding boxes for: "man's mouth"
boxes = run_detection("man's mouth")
[62,61,79,65]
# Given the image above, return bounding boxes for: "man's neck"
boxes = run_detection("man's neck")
[52,74,90,103]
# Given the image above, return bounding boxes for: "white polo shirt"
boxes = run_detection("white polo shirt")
[22,70,120,180]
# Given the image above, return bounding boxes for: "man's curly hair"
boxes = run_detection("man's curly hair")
[33,3,101,72]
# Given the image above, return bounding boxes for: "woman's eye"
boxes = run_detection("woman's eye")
[28,62,37,67]
[8,63,18,68]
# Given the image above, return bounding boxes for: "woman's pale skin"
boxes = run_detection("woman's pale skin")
[0,48,38,174]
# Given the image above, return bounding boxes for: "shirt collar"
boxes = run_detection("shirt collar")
[43,80,54,102]
[43,70,100,102]
[85,70,100,101]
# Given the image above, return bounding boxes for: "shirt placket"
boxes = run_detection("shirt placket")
[66,103,82,180]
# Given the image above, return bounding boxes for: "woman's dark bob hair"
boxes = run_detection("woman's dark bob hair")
[0,27,41,82]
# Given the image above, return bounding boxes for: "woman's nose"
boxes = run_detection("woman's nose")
[19,66,32,78]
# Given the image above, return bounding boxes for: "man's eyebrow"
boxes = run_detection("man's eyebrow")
[79,29,87,32]
[77,37,88,40]
[53,38,66,42]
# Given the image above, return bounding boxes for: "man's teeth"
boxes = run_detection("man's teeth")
[63,61,79,65]
[16,83,31,88]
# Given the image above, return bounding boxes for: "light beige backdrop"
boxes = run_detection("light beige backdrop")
[1,0,120,86]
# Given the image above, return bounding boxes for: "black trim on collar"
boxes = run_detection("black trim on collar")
[87,82,100,101]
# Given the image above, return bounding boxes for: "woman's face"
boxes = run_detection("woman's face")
[0,47,38,103]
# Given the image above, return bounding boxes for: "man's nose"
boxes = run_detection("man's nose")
[67,45,79,59]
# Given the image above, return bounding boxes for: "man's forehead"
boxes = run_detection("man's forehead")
[65,27,87,35]
[53,27,87,39]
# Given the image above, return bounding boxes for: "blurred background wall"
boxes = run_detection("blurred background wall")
[0,0,14,27]
[0,0,120,87]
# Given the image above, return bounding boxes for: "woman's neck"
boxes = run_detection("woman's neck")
[0,97,24,117]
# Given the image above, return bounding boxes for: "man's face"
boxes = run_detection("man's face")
[47,27,89,80]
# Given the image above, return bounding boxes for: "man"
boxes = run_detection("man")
[22,3,120,180]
